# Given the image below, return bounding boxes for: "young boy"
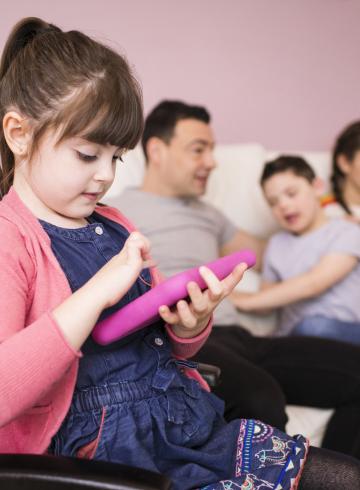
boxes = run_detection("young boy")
[231,155,360,343]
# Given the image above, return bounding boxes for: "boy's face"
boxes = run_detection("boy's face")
[262,171,323,234]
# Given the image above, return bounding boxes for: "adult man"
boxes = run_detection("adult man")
[108,100,360,458]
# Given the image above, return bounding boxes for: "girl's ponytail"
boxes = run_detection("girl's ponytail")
[0,18,60,197]
[0,16,143,199]
[0,17,59,80]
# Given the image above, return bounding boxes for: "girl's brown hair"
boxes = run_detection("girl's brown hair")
[331,121,360,215]
[0,17,143,196]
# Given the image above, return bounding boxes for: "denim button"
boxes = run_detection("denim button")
[154,337,164,346]
[95,226,103,235]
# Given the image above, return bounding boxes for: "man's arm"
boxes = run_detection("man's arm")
[220,229,267,270]
[231,253,358,312]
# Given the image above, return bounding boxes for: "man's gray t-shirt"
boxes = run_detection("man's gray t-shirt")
[262,218,360,335]
[108,187,239,325]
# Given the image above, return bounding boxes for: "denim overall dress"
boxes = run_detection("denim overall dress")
[43,212,308,490]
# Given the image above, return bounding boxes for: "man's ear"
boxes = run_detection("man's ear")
[336,154,351,175]
[2,111,32,159]
[146,137,167,166]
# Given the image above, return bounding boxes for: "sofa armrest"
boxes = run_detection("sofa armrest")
[0,454,172,490]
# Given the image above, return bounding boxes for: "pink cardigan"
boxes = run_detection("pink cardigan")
[0,188,211,454]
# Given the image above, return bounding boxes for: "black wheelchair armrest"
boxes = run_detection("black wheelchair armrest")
[197,362,221,388]
[0,454,172,490]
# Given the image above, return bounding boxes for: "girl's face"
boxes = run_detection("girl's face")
[341,150,360,193]
[15,128,123,225]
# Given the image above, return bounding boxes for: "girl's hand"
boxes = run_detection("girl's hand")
[53,231,155,351]
[88,231,154,309]
[159,262,248,339]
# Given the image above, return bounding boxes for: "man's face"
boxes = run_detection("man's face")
[158,118,216,197]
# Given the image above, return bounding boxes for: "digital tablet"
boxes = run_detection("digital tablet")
[92,249,256,345]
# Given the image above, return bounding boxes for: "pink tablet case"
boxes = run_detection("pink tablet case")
[92,249,256,345]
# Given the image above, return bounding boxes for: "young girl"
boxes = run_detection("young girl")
[1,17,360,490]
[324,120,360,219]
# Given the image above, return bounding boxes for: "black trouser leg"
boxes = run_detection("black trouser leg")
[321,403,360,457]
[195,325,360,459]
[249,332,360,459]
[193,326,288,430]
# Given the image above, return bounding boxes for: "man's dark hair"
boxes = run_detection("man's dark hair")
[142,100,210,160]
[260,155,316,187]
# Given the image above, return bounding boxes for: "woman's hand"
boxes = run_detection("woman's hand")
[159,262,248,339]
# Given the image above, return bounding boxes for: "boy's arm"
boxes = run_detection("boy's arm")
[259,280,275,291]
[229,279,276,315]
[231,253,358,312]
[220,229,267,270]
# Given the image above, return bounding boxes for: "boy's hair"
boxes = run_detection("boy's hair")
[0,17,143,196]
[260,155,316,187]
[141,100,210,161]
[331,120,360,215]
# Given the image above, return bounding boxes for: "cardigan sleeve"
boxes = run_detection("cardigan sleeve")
[165,317,213,358]
[0,222,79,427]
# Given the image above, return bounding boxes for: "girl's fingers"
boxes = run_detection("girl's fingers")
[175,300,198,329]
[159,301,197,329]
[142,259,156,269]
[220,263,248,295]
[199,266,223,302]
[186,282,208,315]
[124,232,153,265]
[197,263,247,302]
[127,232,150,253]
[159,263,248,330]
[158,304,179,325]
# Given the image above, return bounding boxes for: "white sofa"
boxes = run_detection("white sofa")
[104,142,334,446]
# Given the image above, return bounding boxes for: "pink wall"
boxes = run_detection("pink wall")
[1,0,360,150]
